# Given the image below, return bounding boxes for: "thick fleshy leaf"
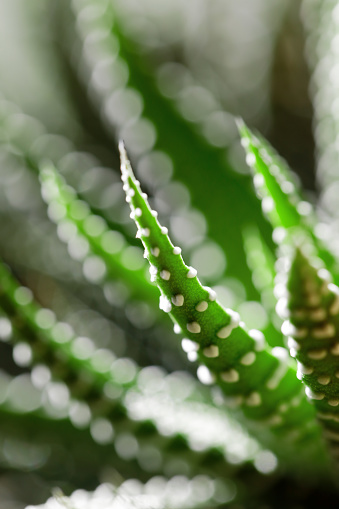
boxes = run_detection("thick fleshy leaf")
[0,258,263,476]
[238,120,338,277]
[68,0,273,299]
[280,247,339,454]
[119,143,327,460]
[242,225,283,347]
[39,164,158,304]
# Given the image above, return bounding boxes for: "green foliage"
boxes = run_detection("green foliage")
[238,121,339,277]
[1,1,339,508]
[120,143,319,442]
[39,164,157,304]
[282,249,339,451]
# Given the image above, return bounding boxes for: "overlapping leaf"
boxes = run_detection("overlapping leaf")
[120,143,329,470]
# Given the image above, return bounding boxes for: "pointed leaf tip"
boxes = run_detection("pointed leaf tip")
[235,116,245,132]
[118,140,133,180]
[118,139,126,159]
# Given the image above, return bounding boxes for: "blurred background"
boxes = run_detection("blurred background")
[0,0,315,187]
[0,0,328,507]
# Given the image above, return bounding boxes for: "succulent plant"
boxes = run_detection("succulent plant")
[1,0,339,508]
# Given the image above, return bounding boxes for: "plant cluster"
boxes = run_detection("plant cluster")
[0,0,339,508]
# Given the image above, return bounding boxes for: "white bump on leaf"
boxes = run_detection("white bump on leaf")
[171,294,184,307]
[246,392,261,406]
[151,247,160,257]
[149,265,158,282]
[181,338,199,353]
[203,345,219,358]
[196,301,208,312]
[307,349,327,360]
[226,309,240,327]
[305,387,325,400]
[141,228,150,237]
[217,325,233,339]
[287,337,300,351]
[297,362,313,375]
[311,323,335,339]
[159,295,172,313]
[204,287,216,301]
[240,351,256,366]
[220,369,239,383]
[187,322,201,334]
[330,295,339,315]
[331,343,339,355]
[249,329,265,351]
[187,351,198,362]
[187,267,197,278]
[318,375,331,385]
[160,270,171,280]
[197,365,215,385]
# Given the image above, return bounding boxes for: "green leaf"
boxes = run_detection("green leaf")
[69,0,274,298]
[39,163,158,304]
[120,143,326,456]
[281,247,339,451]
[238,120,309,229]
[0,258,263,476]
[238,120,338,277]
[242,224,282,347]
[0,396,143,483]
